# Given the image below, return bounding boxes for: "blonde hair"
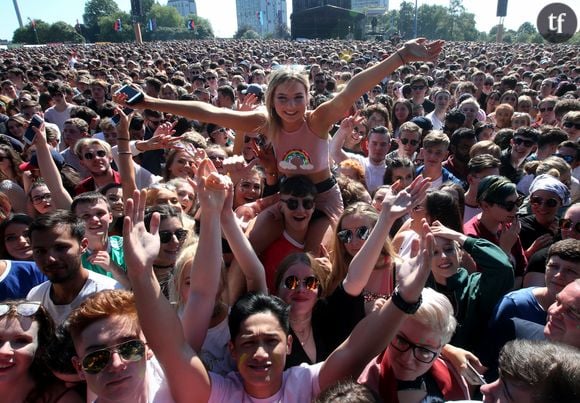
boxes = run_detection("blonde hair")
[265,68,310,144]
[328,202,396,296]
[414,287,457,345]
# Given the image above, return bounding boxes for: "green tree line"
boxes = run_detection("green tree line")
[12,0,214,44]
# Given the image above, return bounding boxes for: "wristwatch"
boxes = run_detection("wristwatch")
[391,285,422,314]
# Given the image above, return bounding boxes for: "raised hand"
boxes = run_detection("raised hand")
[430,220,467,245]
[397,219,435,303]
[195,159,230,213]
[222,154,258,185]
[236,93,259,112]
[499,217,520,253]
[399,38,445,63]
[123,189,160,276]
[382,176,430,218]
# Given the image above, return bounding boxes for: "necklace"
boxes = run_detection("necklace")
[293,325,312,346]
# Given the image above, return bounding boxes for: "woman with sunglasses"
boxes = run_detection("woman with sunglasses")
[329,177,430,310]
[519,174,570,259]
[0,301,83,402]
[144,204,191,299]
[464,175,527,288]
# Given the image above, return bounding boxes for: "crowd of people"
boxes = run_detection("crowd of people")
[0,36,579,402]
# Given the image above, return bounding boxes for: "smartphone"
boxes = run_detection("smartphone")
[111,114,121,126]
[462,361,486,386]
[114,84,144,105]
[122,107,134,115]
[24,115,44,145]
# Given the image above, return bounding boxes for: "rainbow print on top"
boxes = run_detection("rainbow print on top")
[279,149,314,171]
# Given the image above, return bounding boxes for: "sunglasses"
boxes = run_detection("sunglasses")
[400,138,419,146]
[530,195,559,208]
[559,218,580,233]
[158,229,188,243]
[554,153,575,164]
[513,138,535,148]
[494,196,524,212]
[81,339,146,374]
[211,128,227,136]
[337,225,371,244]
[83,150,107,160]
[31,193,52,204]
[563,121,580,130]
[411,85,425,90]
[539,106,554,113]
[0,302,41,317]
[283,275,320,291]
[280,197,314,210]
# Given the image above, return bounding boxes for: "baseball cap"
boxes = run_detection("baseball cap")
[19,149,65,171]
[242,84,264,96]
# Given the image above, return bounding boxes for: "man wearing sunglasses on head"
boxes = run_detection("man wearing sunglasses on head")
[74,138,121,196]
[68,289,171,403]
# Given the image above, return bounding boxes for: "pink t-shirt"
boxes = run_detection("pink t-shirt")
[208,362,322,403]
[274,120,329,175]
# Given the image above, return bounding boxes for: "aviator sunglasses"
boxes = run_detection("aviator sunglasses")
[81,339,146,374]
[283,275,320,291]
[0,302,41,317]
[337,226,371,244]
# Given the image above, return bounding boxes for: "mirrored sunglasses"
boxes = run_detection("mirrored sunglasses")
[0,302,41,317]
[81,339,146,374]
[283,275,319,291]
[337,226,370,244]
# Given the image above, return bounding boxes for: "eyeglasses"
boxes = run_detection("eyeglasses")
[494,196,524,211]
[390,334,438,364]
[559,218,580,234]
[400,138,419,146]
[513,138,535,148]
[83,150,107,160]
[158,229,188,243]
[81,339,146,374]
[554,153,575,164]
[411,85,425,91]
[530,195,559,208]
[283,275,319,291]
[0,302,41,317]
[280,198,314,210]
[563,121,580,130]
[539,106,554,113]
[32,193,52,204]
[337,225,370,244]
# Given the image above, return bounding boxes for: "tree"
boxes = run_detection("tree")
[398,1,414,39]
[12,20,83,44]
[97,12,134,42]
[45,21,84,43]
[12,20,49,44]
[234,25,257,39]
[148,3,183,28]
[83,0,120,42]
[186,15,214,39]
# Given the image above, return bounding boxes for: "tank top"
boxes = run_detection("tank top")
[273,120,329,175]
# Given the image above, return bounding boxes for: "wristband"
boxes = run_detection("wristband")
[391,285,421,314]
[118,151,133,155]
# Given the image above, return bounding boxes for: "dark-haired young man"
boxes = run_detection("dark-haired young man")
[499,127,539,185]
[26,210,119,324]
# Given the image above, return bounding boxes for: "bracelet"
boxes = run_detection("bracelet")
[118,151,133,155]
[396,50,406,65]
[391,285,421,314]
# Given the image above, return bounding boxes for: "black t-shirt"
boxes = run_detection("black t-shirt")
[518,215,556,250]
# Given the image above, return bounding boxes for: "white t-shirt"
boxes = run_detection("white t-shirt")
[200,315,237,376]
[425,111,444,130]
[208,362,322,403]
[26,270,120,324]
[346,152,385,193]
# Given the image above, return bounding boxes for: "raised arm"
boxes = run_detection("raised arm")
[329,116,355,164]
[182,163,230,351]
[319,220,435,391]
[310,39,444,132]
[111,106,137,202]
[343,176,430,296]
[123,189,211,403]
[32,124,72,209]
[220,187,268,296]
[124,92,268,134]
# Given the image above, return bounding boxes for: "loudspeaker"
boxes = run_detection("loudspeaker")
[131,0,142,16]
[497,0,508,17]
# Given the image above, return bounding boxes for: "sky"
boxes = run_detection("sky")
[1,0,578,41]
